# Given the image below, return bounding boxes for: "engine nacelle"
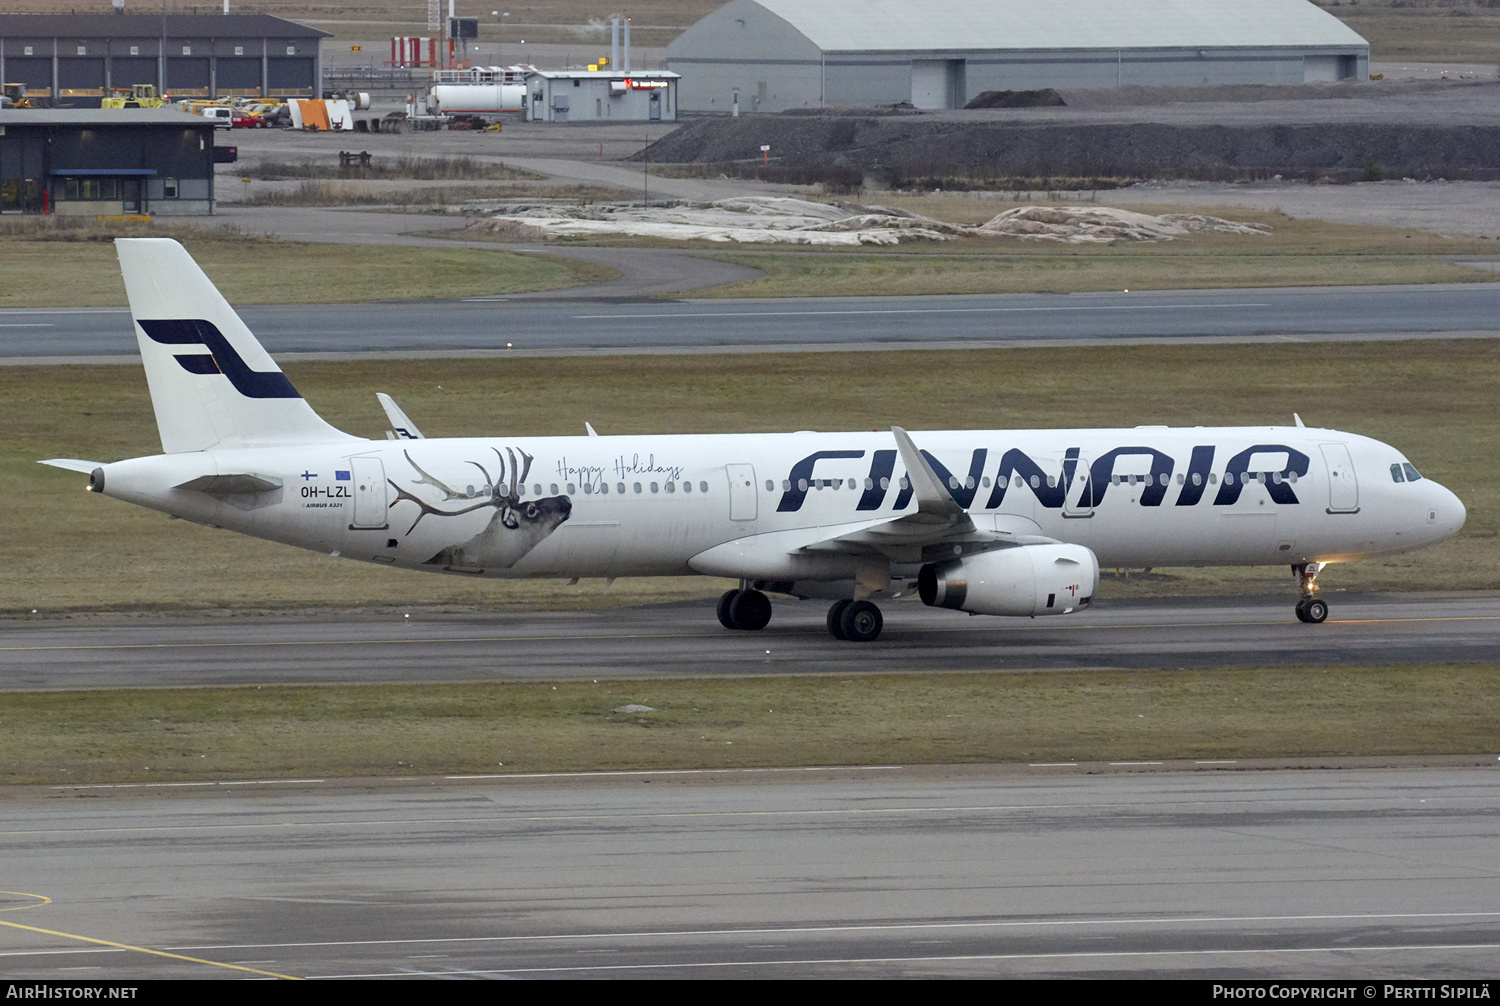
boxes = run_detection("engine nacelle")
[918,543,1099,617]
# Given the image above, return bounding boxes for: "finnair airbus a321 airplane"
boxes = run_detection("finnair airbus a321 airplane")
[43,239,1465,642]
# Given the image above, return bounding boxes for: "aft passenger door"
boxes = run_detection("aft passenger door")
[349,456,388,529]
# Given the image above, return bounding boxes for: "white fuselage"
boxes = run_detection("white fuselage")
[95,425,1465,585]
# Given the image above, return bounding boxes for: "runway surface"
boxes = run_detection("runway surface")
[2,593,1494,690]
[1,766,1496,979]
[5,283,1500,362]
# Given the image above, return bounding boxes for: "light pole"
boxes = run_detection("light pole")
[492,11,509,67]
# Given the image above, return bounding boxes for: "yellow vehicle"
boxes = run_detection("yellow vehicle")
[101,84,167,109]
[2,83,33,109]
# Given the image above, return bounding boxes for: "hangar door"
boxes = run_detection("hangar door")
[911,59,965,109]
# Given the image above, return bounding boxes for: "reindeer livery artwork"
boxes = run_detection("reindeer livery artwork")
[392,447,573,569]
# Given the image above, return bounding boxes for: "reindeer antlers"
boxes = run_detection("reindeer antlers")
[391,447,536,534]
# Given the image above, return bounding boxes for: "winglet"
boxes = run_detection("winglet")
[891,426,965,517]
[1293,412,1305,428]
[585,422,599,437]
[377,393,424,440]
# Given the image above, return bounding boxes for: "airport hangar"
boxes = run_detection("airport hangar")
[665,0,1370,113]
[0,13,326,108]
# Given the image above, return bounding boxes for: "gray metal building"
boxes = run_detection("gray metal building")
[0,14,326,108]
[524,70,680,123]
[0,109,219,216]
[666,0,1370,113]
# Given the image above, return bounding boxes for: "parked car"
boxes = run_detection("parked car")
[199,106,234,129]
[230,111,267,128]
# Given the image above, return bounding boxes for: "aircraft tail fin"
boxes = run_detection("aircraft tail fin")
[115,238,359,453]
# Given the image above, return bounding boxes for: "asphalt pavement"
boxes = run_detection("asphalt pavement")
[6,282,1500,363]
[4,593,1495,690]
[2,766,1495,979]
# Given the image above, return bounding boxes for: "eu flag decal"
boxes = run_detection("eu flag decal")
[335,470,351,481]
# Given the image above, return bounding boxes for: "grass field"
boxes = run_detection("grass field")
[0,224,611,307]
[10,339,1497,615]
[2,664,1494,784]
[695,205,1496,298]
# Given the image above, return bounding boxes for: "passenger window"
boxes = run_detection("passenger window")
[533,484,541,495]
[880,477,890,490]
[567,483,576,494]
[1029,475,1040,488]
[765,479,774,492]
[797,478,808,491]
[634,482,642,494]
[683,482,692,493]
[1403,463,1422,482]
[617,482,626,494]
[650,482,659,493]
[1176,473,1185,485]
[666,482,676,493]
[700,481,709,493]
[1191,473,1201,486]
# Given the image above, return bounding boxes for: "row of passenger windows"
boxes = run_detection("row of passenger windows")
[508,481,710,497]
[763,471,1300,493]
[1390,463,1423,483]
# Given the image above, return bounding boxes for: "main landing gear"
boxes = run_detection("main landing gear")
[825,599,884,643]
[714,587,887,642]
[717,586,772,631]
[1292,562,1329,624]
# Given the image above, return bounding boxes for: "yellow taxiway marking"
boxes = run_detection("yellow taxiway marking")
[0,891,51,912]
[1,613,1497,654]
[0,915,301,980]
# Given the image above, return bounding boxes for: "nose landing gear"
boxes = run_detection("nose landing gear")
[1293,563,1328,623]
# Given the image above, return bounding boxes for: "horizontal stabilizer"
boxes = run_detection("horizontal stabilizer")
[175,473,284,495]
[39,458,103,473]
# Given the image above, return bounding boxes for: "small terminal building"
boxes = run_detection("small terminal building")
[666,0,1370,113]
[523,70,680,123]
[0,109,219,216]
[0,13,326,108]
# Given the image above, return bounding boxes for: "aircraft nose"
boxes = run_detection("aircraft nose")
[1426,481,1466,539]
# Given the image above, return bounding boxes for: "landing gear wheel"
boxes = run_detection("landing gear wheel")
[717,589,740,629]
[1296,598,1329,624]
[826,599,852,639]
[729,589,772,631]
[839,600,883,643]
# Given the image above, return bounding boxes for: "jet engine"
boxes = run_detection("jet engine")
[918,543,1099,617]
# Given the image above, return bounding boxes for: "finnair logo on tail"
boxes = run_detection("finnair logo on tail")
[137,319,300,399]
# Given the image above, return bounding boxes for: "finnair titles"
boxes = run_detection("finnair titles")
[42,240,1465,642]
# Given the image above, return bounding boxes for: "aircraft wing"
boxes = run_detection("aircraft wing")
[689,428,1058,578]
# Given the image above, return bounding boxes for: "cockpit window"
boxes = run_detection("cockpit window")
[1403,463,1422,482]
[1391,463,1405,483]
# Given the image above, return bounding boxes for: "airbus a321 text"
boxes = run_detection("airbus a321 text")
[42,240,1466,642]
